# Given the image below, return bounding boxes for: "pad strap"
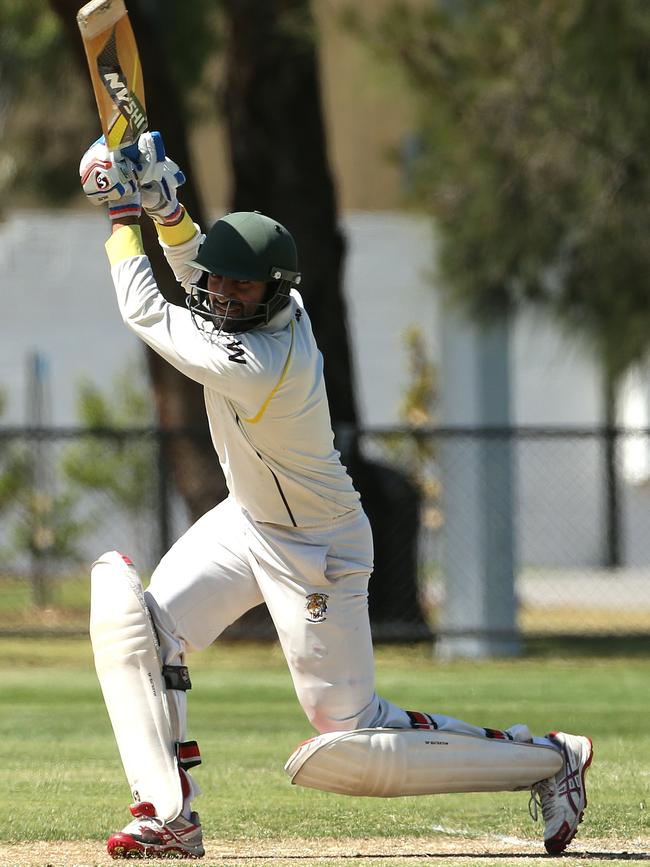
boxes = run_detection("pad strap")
[163,665,192,691]
[407,710,437,730]
[484,727,511,740]
[177,740,202,770]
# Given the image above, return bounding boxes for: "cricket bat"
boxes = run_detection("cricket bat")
[77,0,147,158]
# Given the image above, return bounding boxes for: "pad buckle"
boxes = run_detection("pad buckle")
[162,664,192,691]
[176,740,201,770]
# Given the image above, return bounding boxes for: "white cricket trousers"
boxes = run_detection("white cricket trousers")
[146,496,404,733]
[144,496,544,816]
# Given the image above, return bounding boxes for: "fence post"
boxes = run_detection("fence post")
[27,352,53,608]
[436,309,520,658]
[156,429,171,563]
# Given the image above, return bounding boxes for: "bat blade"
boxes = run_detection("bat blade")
[77,0,147,153]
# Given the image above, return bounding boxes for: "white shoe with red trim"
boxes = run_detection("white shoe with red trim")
[529,731,593,855]
[107,801,204,859]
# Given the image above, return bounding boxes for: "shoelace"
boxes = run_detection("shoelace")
[135,814,165,837]
[136,809,165,828]
[529,766,584,826]
[528,779,560,823]
[528,788,542,822]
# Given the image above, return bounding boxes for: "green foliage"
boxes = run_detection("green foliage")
[11,489,92,562]
[62,371,155,516]
[0,0,97,204]
[363,0,650,379]
[0,458,24,513]
[383,328,441,533]
[3,452,92,576]
[399,326,437,428]
[0,0,63,84]
[0,459,91,608]
[0,369,155,603]
[0,391,27,515]
[0,391,89,581]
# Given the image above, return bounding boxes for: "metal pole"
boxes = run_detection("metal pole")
[27,352,52,607]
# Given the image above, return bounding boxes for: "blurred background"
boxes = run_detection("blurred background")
[2,0,650,653]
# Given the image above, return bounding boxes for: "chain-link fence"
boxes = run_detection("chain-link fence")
[1,426,649,641]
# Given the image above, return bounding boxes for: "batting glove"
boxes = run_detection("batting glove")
[80,137,141,221]
[128,131,186,225]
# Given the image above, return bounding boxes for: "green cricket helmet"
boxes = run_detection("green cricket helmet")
[186,211,301,334]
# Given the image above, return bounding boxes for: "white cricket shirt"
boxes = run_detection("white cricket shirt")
[105,216,361,528]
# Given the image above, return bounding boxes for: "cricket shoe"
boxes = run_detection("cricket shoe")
[529,731,593,855]
[107,801,205,859]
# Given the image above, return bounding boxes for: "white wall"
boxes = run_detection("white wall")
[4,209,650,569]
[0,208,614,430]
[1,211,140,426]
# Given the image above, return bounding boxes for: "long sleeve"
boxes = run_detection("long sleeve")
[105,224,284,416]
[154,210,205,293]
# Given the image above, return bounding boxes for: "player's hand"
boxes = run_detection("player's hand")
[140,157,185,224]
[128,131,186,225]
[80,137,141,221]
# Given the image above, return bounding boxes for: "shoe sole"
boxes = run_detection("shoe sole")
[107,831,204,859]
[544,734,593,855]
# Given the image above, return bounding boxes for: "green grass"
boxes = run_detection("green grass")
[1,639,649,853]
[0,574,89,631]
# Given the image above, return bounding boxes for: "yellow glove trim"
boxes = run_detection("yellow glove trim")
[105,225,145,265]
[155,209,197,246]
[242,320,295,424]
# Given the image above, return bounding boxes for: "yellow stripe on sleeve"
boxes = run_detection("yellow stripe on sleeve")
[155,209,197,246]
[242,321,295,424]
[105,225,145,265]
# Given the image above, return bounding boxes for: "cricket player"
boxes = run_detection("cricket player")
[80,133,592,859]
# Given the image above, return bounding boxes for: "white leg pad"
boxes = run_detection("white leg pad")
[285,728,563,797]
[90,551,182,822]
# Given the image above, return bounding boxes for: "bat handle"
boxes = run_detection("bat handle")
[120,143,141,161]
[120,133,165,164]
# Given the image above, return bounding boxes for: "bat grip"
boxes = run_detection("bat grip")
[120,143,140,161]
[120,133,164,164]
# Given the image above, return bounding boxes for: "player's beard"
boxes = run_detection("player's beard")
[206,294,265,335]
[187,280,290,336]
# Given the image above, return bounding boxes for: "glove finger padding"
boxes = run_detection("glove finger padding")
[80,138,138,205]
[141,158,185,224]
[124,131,185,224]
[131,131,168,186]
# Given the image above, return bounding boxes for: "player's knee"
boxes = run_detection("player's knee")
[306,707,344,734]
[299,686,378,734]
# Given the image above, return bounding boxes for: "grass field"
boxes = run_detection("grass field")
[1,638,649,866]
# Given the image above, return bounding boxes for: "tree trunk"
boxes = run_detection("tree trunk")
[220,0,429,636]
[221,0,356,424]
[49,0,228,522]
